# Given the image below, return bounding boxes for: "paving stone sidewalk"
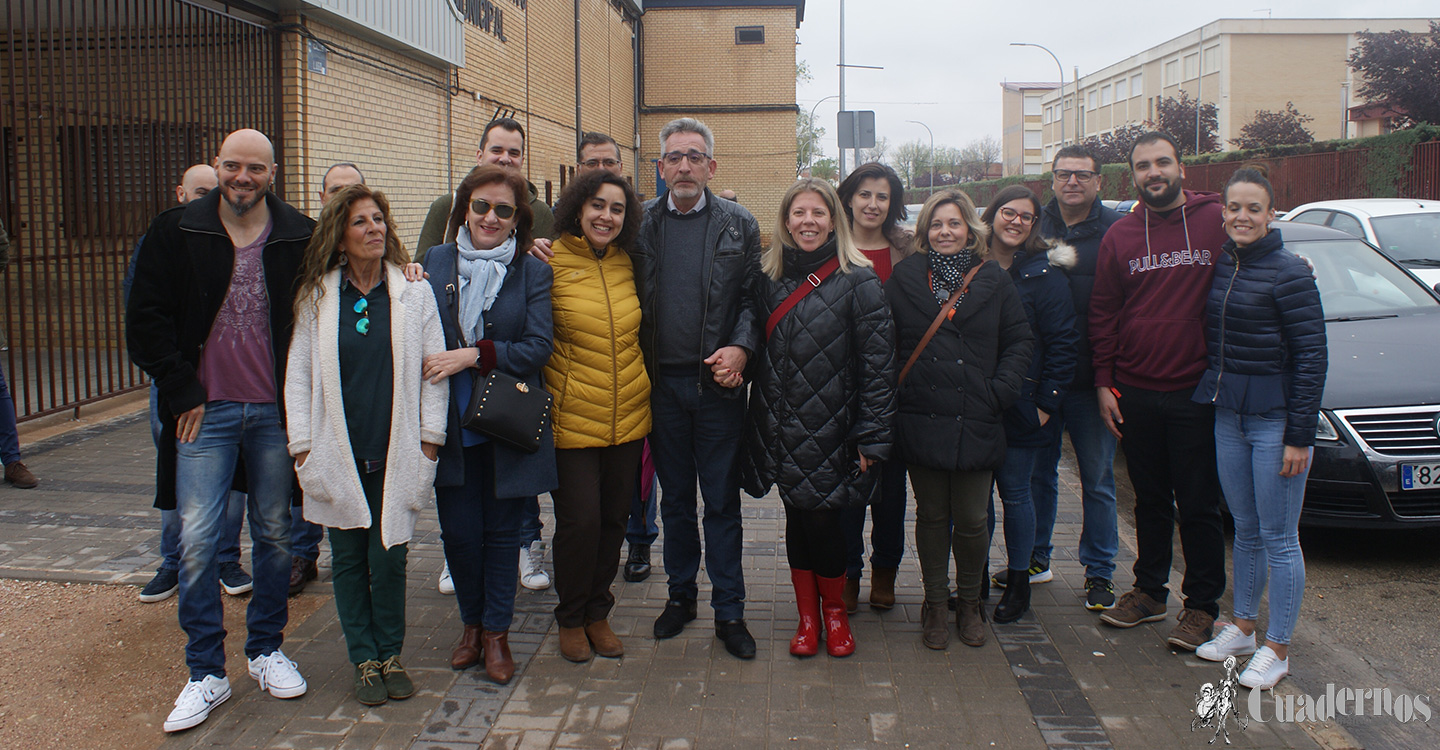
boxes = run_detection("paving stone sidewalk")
[1,413,1332,749]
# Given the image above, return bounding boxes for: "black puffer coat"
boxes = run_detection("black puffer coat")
[1004,244,1080,448]
[886,253,1034,472]
[1038,197,1122,391]
[1192,229,1327,447]
[742,247,896,510]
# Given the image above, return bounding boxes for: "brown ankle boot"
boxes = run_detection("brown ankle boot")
[921,600,949,650]
[584,620,624,658]
[842,576,860,614]
[451,624,482,669]
[559,626,592,662]
[956,598,987,647]
[869,567,897,610]
[480,629,515,684]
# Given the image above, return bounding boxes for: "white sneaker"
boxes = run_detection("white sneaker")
[1239,645,1289,689]
[1196,623,1257,662]
[164,674,231,732]
[247,649,307,698]
[438,561,456,595]
[519,540,551,591]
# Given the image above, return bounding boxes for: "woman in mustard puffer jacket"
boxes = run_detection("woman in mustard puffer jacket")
[544,170,651,663]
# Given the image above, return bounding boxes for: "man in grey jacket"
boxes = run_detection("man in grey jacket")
[630,118,763,659]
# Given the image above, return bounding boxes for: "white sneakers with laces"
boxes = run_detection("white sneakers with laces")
[438,561,455,595]
[164,674,231,733]
[519,539,552,590]
[248,649,308,699]
[1239,645,1289,689]
[1196,622,1257,662]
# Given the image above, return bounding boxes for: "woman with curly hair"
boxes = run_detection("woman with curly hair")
[285,184,449,705]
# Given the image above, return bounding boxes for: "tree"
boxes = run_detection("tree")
[809,157,838,182]
[1077,124,1148,166]
[1230,102,1315,150]
[952,136,1001,182]
[796,62,827,173]
[1155,91,1219,155]
[891,139,930,188]
[1348,21,1440,128]
[853,136,889,168]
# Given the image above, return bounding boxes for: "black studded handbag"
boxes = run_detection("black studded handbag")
[460,370,551,454]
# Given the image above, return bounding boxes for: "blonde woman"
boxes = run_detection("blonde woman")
[741,178,895,658]
[885,189,1033,650]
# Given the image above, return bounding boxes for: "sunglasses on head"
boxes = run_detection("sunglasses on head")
[470,198,517,220]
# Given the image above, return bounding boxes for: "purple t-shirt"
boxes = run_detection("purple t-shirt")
[197,221,276,403]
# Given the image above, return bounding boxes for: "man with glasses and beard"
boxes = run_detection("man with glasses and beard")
[128,129,314,732]
[1088,131,1227,654]
[631,118,763,659]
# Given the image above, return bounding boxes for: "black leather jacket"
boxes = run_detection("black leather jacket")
[629,190,763,397]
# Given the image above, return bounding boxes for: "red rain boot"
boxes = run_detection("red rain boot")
[816,574,856,657]
[789,569,821,657]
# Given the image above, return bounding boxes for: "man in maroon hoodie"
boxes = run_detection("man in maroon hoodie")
[1088,131,1226,651]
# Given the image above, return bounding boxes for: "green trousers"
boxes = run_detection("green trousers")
[907,465,992,604]
[328,467,408,664]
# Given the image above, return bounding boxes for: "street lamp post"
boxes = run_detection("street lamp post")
[1011,42,1065,147]
[907,120,934,197]
[807,95,839,172]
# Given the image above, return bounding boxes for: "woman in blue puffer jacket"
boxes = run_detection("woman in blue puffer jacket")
[1190,167,1326,691]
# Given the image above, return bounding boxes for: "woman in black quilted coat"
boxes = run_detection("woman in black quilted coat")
[1190,168,1326,691]
[742,178,895,659]
[885,188,1033,650]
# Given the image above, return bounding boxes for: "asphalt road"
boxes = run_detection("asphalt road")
[1108,450,1440,750]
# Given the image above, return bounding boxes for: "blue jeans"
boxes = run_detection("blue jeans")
[290,505,325,562]
[843,457,907,578]
[152,386,244,570]
[650,372,746,620]
[175,401,294,679]
[995,443,1042,573]
[1031,388,1119,580]
[435,444,522,632]
[519,495,543,547]
[0,362,20,465]
[1215,408,1309,646]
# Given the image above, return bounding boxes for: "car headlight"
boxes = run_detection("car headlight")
[1315,412,1341,442]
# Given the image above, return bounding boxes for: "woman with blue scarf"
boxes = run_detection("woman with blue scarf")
[421,165,557,685]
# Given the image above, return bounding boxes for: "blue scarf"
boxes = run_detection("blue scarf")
[455,226,516,345]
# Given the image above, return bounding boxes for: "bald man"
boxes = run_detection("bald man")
[131,163,257,606]
[128,129,316,732]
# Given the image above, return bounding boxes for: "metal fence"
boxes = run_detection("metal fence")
[2,0,281,420]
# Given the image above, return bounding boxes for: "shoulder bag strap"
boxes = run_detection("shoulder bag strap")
[764,256,841,340]
[898,261,986,384]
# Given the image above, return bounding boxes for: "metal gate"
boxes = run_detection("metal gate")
[1,0,282,420]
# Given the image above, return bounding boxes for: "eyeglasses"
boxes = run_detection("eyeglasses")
[1053,169,1098,184]
[581,158,621,169]
[661,150,710,166]
[470,199,517,219]
[999,207,1037,226]
[353,297,370,336]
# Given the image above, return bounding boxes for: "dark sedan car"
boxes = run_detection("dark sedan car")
[1275,222,1440,528]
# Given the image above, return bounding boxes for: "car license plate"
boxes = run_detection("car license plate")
[1400,463,1440,490]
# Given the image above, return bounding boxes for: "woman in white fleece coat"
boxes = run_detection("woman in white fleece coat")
[284,184,448,707]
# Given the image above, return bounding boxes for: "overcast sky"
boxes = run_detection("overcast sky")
[796,1,1436,161]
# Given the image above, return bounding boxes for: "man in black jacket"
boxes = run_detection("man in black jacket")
[630,118,763,659]
[128,129,314,733]
[1031,145,1124,611]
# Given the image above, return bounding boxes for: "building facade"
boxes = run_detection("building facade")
[1001,82,1059,176]
[1001,18,1435,169]
[0,0,804,419]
